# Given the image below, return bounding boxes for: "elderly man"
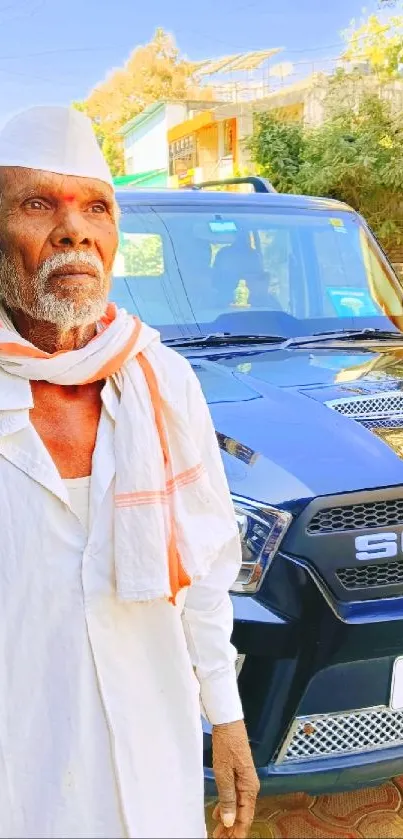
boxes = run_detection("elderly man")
[0,106,259,839]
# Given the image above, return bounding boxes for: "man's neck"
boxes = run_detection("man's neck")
[6,308,97,354]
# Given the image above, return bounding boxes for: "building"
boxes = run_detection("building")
[166,73,330,186]
[118,100,217,188]
[117,50,287,186]
[117,51,345,188]
[167,111,238,186]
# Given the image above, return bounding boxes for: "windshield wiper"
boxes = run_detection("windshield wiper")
[164,332,286,348]
[284,328,403,348]
[165,328,403,349]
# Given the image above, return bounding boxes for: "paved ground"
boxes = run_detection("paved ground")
[206,777,403,837]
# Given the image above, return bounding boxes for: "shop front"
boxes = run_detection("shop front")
[167,111,237,187]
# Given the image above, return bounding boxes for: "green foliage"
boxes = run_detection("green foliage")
[73,28,203,177]
[343,12,403,78]
[72,101,125,175]
[248,75,403,254]
[297,92,403,251]
[118,234,164,276]
[248,10,403,254]
[101,134,125,178]
[246,112,304,193]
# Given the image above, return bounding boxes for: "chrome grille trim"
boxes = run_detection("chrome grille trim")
[326,391,403,420]
[307,497,403,534]
[362,417,403,429]
[277,706,403,763]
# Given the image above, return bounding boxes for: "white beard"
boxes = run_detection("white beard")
[0,250,108,329]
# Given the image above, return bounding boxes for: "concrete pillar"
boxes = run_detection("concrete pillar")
[236,110,254,171]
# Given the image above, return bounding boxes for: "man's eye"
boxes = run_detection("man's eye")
[24,199,48,210]
[90,203,107,213]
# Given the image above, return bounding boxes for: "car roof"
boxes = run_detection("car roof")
[115,188,354,214]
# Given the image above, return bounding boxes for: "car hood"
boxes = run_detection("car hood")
[187,344,403,507]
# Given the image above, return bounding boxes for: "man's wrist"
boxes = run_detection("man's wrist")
[212,719,244,729]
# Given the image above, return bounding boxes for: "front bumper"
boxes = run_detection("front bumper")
[203,556,403,798]
[205,743,403,796]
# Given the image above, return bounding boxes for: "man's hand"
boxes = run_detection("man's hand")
[211,719,259,838]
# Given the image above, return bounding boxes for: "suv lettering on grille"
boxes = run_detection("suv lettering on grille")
[355,532,399,561]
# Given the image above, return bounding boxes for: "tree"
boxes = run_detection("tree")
[247,75,403,255]
[297,91,403,253]
[343,12,403,78]
[118,233,163,276]
[74,29,205,176]
[246,112,304,193]
[247,7,403,256]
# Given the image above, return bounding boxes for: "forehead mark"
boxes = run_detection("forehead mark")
[63,194,76,202]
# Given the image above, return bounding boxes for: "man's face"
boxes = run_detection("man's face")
[0,167,118,329]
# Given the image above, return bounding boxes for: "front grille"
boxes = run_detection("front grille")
[278,706,403,763]
[361,417,403,430]
[327,391,403,420]
[337,562,403,590]
[307,498,403,534]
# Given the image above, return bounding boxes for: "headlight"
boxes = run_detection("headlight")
[231,496,292,594]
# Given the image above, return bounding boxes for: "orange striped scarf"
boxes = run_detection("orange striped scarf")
[0,304,228,602]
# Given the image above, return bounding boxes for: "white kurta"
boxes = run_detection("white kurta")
[0,371,243,839]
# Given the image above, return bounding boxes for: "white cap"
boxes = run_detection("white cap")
[0,105,113,186]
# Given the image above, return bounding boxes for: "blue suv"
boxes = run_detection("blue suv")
[113,178,403,795]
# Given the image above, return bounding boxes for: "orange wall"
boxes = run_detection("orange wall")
[225,117,237,164]
[197,122,219,175]
[168,113,240,182]
[233,118,238,165]
[167,111,214,143]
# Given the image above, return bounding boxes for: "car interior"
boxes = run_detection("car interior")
[110,206,388,338]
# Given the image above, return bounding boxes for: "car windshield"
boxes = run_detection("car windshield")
[110,201,399,341]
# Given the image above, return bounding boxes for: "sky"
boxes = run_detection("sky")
[0,0,386,123]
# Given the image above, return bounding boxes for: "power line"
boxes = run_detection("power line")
[170,22,400,65]
[0,0,46,27]
[0,66,76,87]
[0,45,129,61]
[0,10,399,101]
[0,9,397,67]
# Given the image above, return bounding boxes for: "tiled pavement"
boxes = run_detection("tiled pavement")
[206,777,403,837]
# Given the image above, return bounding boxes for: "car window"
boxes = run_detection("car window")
[115,233,164,277]
[312,222,370,317]
[111,203,394,339]
[257,229,291,311]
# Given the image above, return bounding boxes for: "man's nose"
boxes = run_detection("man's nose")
[49,206,94,249]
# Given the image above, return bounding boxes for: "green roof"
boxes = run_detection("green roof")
[113,169,167,187]
[118,102,165,137]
